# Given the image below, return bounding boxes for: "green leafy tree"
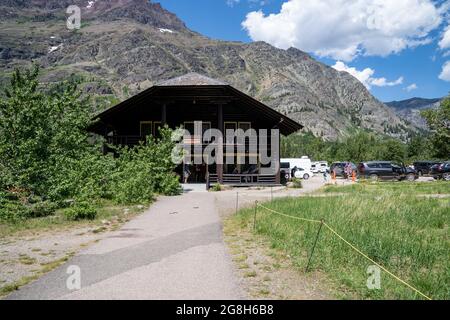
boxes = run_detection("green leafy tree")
[376,138,407,163]
[0,66,96,197]
[421,97,450,159]
[407,134,433,161]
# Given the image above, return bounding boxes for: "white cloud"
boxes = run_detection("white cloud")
[242,0,443,61]
[439,61,450,81]
[370,76,404,87]
[332,61,403,89]
[405,83,418,92]
[439,25,450,49]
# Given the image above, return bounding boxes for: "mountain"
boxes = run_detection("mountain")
[386,98,442,129]
[0,0,416,140]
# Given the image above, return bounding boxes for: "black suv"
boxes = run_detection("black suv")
[413,161,441,176]
[430,162,450,181]
[357,161,418,181]
[280,162,291,185]
[330,162,356,178]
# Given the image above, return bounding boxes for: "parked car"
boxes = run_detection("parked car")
[430,162,450,180]
[280,161,313,181]
[330,162,356,178]
[292,167,313,180]
[312,161,329,173]
[413,161,441,176]
[357,161,418,181]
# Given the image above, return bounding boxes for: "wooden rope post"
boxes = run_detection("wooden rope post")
[236,192,239,214]
[306,219,325,273]
[253,201,258,232]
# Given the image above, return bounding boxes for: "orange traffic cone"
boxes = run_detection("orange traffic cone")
[352,171,356,182]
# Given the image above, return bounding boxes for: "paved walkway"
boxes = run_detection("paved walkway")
[6,178,333,300]
[7,190,243,300]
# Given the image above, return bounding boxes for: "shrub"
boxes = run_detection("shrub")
[0,200,30,223]
[64,202,97,221]
[0,66,181,212]
[110,128,181,204]
[28,201,58,218]
[290,178,303,189]
[210,184,222,192]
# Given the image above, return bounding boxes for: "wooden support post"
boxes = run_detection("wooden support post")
[275,130,281,185]
[161,104,167,126]
[217,104,224,184]
[236,192,239,215]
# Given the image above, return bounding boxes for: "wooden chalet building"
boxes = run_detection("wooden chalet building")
[89,73,302,188]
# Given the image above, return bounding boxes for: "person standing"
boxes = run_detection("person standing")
[291,166,298,180]
[323,170,329,183]
[183,163,191,184]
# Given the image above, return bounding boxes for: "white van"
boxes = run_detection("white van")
[281,157,313,180]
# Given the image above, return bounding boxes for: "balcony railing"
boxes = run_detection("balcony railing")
[207,174,277,189]
[106,136,142,146]
[106,135,275,151]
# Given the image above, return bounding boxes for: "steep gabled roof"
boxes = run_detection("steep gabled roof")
[157,73,228,86]
[90,73,303,135]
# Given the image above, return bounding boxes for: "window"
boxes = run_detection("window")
[140,121,153,137]
[184,121,211,144]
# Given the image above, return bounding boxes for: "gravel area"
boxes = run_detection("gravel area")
[0,225,112,295]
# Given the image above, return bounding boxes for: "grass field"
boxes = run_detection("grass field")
[232,182,449,300]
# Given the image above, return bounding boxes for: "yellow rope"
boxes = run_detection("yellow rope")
[257,203,322,224]
[255,203,433,300]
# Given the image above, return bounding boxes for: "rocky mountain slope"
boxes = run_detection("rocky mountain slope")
[386,98,442,129]
[0,0,416,140]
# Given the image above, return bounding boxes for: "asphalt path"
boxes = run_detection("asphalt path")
[7,190,243,300]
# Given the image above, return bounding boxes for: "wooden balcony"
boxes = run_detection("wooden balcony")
[207,174,278,189]
[106,135,143,147]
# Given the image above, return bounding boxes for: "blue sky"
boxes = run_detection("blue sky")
[157,0,450,102]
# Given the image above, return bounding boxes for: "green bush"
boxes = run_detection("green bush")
[0,190,27,222]
[64,202,97,221]
[0,200,30,223]
[290,178,303,189]
[110,128,181,204]
[0,191,57,221]
[28,201,58,218]
[210,184,222,192]
[0,66,181,217]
